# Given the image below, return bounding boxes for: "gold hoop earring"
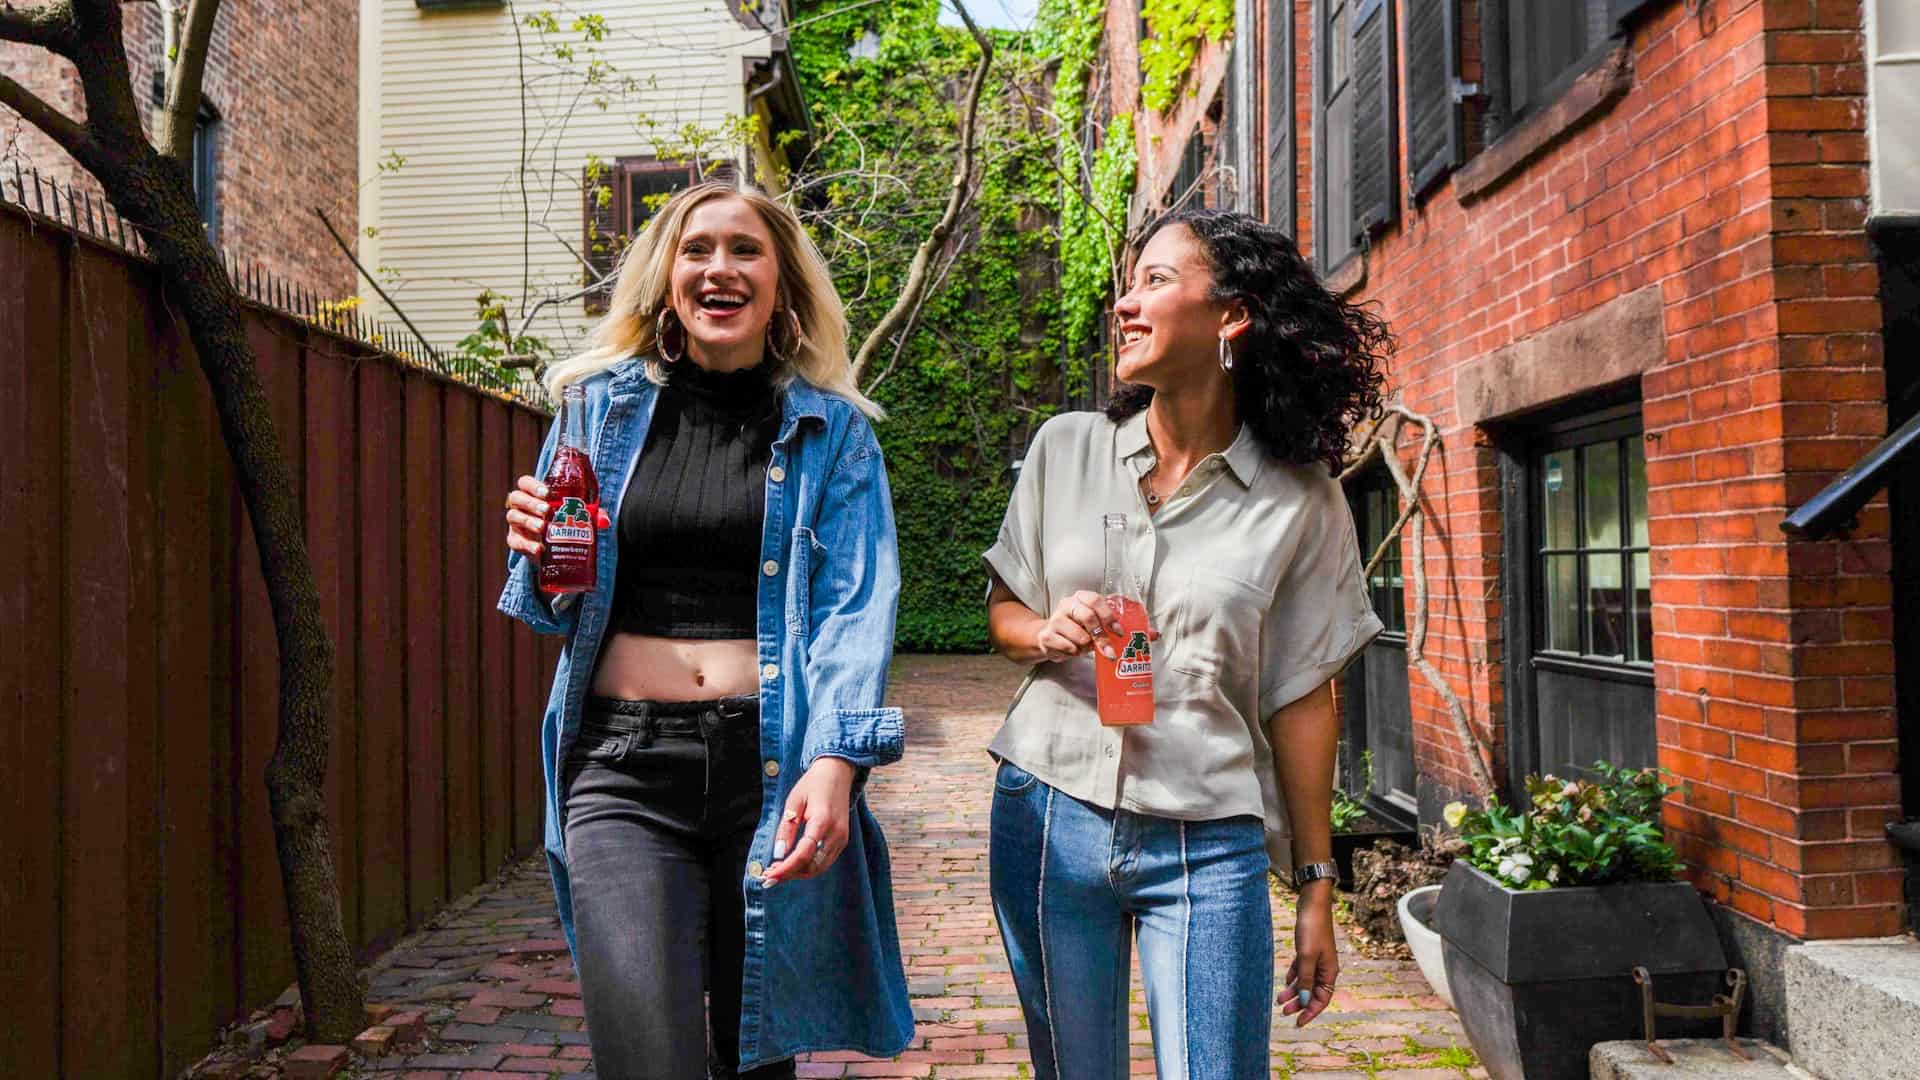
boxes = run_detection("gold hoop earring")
[768,307,803,367]
[655,307,685,364]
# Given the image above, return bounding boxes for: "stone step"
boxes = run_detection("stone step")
[1783,936,1920,1080]
[1589,1038,1808,1079]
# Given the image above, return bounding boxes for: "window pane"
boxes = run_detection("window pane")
[1541,450,1576,550]
[1586,553,1627,659]
[1544,554,1580,652]
[1633,551,1653,663]
[629,168,693,235]
[1389,556,1405,633]
[1627,437,1649,547]
[1584,441,1621,549]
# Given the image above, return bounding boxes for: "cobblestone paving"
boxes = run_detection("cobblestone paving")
[305,655,1480,1078]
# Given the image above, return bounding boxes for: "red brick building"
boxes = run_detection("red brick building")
[1107,0,1915,1038]
[0,2,359,293]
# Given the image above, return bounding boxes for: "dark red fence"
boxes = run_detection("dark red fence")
[0,199,560,1077]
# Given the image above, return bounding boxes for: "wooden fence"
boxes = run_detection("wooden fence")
[0,190,560,1078]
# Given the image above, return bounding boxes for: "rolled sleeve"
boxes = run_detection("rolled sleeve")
[496,410,579,636]
[801,423,907,770]
[981,417,1057,614]
[1259,478,1385,717]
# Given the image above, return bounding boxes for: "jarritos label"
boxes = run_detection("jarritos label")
[1116,630,1152,678]
[546,496,597,545]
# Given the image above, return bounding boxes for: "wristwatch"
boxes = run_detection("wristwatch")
[1292,860,1339,889]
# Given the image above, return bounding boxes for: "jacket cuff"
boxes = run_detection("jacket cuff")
[803,706,906,770]
[497,563,574,636]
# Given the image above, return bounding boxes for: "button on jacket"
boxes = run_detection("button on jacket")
[497,356,913,1068]
[983,410,1384,874]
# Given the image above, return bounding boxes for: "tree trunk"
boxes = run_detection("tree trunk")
[103,149,365,1044]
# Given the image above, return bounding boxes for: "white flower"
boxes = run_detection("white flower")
[1547,865,1562,883]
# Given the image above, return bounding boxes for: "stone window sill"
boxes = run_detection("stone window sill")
[1455,43,1634,205]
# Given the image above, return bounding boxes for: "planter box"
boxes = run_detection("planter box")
[1434,861,1728,1080]
[1330,816,1417,889]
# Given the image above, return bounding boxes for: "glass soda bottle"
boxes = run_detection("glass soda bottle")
[1094,512,1154,726]
[539,384,603,594]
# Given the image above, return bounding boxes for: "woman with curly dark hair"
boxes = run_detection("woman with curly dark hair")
[980,208,1391,1077]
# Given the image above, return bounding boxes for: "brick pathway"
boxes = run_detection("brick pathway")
[247,655,1479,1078]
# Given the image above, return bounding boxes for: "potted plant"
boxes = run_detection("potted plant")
[1433,764,1729,1080]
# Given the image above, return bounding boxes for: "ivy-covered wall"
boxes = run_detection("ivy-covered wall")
[792,0,1078,651]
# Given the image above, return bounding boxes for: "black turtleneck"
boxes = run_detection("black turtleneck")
[611,360,781,639]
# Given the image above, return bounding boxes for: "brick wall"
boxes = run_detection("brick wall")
[1118,0,1902,939]
[0,2,358,294]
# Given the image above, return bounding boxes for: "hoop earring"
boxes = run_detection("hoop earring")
[768,307,803,367]
[655,307,685,364]
[1219,337,1234,373]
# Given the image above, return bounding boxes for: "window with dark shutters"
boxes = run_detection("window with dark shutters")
[1265,0,1294,236]
[581,158,701,314]
[1403,0,1461,199]
[1349,0,1396,237]
[1319,0,1358,271]
[1482,0,1614,137]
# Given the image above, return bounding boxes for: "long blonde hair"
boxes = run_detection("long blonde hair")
[544,181,884,420]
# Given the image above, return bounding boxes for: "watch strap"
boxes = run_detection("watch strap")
[1292,859,1339,889]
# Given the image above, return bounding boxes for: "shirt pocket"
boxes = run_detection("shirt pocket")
[784,526,827,636]
[1169,570,1269,686]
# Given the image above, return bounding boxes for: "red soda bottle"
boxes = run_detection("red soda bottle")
[1094,513,1154,726]
[539,384,602,594]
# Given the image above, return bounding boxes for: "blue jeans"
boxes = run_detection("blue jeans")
[988,758,1274,1079]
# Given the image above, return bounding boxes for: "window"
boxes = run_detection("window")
[192,107,218,242]
[1357,471,1406,634]
[582,159,736,313]
[1265,0,1295,235]
[1169,128,1208,209]
[1479,0,1618,137]
[1316,0,1396,274]
[1534,417,1650,665]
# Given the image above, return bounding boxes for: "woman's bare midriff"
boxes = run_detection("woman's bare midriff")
[590,631,761,701]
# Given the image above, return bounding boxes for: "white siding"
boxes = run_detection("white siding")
[358,0,776,354]
[1869,0,1920,218]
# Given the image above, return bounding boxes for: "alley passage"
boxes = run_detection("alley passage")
[345,656,1478,1078]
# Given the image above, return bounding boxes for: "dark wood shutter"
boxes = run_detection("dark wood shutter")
[1404,0,1461,199]
[582,161,626,315]
[1265,0,1294,236]
[1349,0,1396,239]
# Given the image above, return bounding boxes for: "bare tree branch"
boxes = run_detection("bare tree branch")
[1346,406,1500,799]
[157,0,218,164]
[0,0,76,53]
[849,0,992,383]
[314,206,442,361]
[0,71,99,170]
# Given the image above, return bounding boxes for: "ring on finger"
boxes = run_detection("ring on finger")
[1296,988,1311,1008]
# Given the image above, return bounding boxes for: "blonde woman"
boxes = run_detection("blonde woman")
[497,182,913,1078]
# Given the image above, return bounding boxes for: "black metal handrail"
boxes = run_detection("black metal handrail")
[1779,407,1920,539]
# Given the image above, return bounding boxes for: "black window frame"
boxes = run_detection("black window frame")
[1353,466,1408,637]
[191,103,219,243]
[1401,0,1463,201]
[1478,0,1617,141]
[582,157,728,314]
[1526,403,1652,674]
[1313,0,1397,277]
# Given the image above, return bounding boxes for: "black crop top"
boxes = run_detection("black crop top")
[610,360,781,638]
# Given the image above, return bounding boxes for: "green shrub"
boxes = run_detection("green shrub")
[1444,761,1683,890]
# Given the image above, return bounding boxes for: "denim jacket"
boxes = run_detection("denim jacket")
[496,356,914,1067]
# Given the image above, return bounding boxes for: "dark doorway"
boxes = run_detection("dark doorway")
[1502,402,1657,797]
[1343,467,1416,824]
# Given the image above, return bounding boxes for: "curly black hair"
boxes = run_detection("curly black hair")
[1106,208,1392,474]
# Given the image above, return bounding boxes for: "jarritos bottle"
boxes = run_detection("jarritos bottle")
[539,384,603,595]
[1094,512,1155,726]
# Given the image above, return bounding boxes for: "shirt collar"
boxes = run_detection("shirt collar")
[1116,409,1263,488]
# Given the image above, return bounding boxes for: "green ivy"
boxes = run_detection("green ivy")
[1039,0,1137,363]
[792,0,1076,651]
[1139,0,1234,114]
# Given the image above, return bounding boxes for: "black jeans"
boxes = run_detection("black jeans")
[562,695,796,1080]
